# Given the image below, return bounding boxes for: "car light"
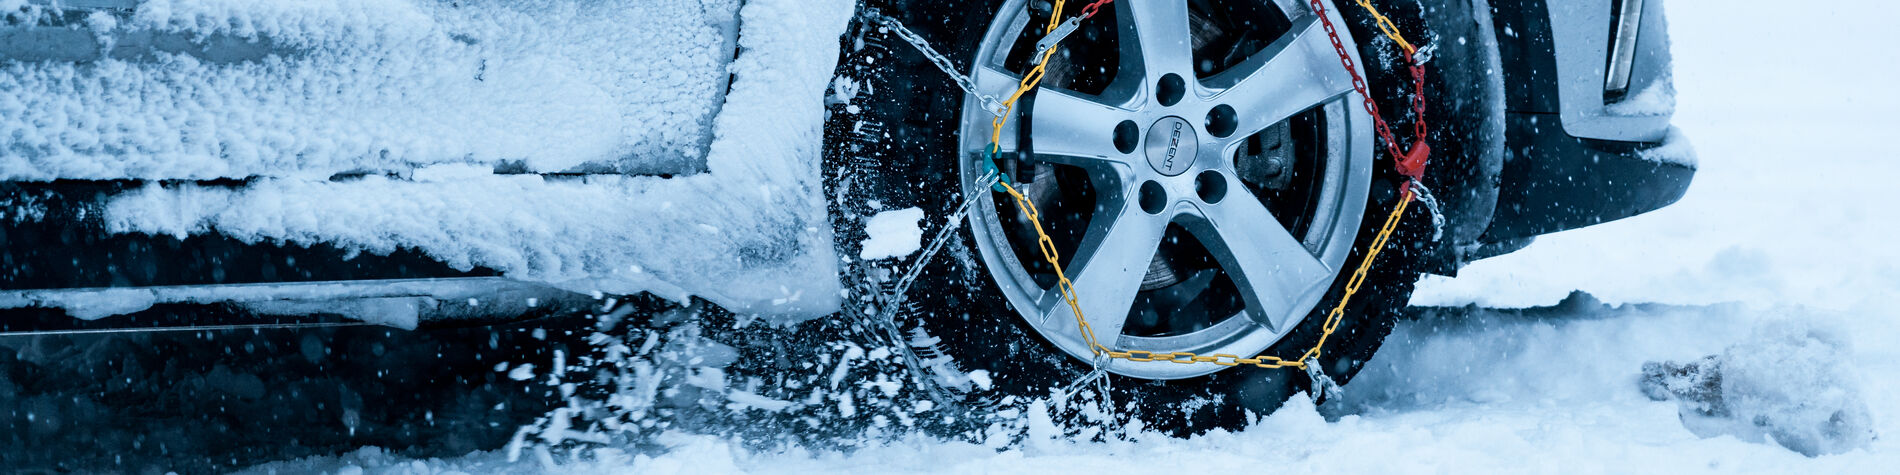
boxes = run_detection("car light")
[1605,0,1645,99]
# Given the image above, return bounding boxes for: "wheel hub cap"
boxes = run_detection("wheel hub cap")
[1144,116,1198,176]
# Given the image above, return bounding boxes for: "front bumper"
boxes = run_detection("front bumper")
[1485,120,1694,240]
[1482,0,1695,242]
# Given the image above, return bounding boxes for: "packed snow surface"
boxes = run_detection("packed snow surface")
[83,0,854,318]
[858,207,925,260]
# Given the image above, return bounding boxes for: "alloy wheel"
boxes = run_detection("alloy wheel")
[956,0,1375,380]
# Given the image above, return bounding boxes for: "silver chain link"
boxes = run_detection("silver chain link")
[1031,15,1086,67]
[862,9,1120,415]
[867,11,1006,117]
[867,10,1110,416]
[1408,180,1446,242]
[886,171,1001,300]
[1302,357,1344,402]
[866,171,1001,407]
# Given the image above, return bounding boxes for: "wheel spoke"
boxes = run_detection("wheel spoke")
[1181,190,1332,330]
[1201,16,1354,139]
[977,66,1138,168]
[1117,0,1195,79]
[1038,201,1169,347]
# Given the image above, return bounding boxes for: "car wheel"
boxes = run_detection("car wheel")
[827,0,1498,432]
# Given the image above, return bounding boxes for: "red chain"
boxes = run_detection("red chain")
[1072,0,1427,186]
[1307,0,1431,189]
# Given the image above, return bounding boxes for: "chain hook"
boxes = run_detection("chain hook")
[1302,357,1344,403]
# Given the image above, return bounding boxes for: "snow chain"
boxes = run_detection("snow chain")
[882,0,1433,376]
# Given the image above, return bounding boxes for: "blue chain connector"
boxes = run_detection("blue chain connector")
[981,143,1013,192]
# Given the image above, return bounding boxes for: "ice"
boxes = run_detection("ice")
[19,287,161,320]
[858,207,925,260]
[92,0,855,319]
[240,296,424,330]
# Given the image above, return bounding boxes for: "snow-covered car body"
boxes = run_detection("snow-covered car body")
[1,0,855,328]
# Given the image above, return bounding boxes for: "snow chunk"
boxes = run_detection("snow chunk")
[1643,318,1875,457]
[725,390,794,412]
[968,369,993,391]
[859,207,926,260]
[1638,126,1698,167]
[507,364,536,381]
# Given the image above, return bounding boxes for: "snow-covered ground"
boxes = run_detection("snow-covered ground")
[67,0,1900,472]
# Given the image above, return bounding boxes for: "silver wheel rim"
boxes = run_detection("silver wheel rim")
[956,0,1374,380]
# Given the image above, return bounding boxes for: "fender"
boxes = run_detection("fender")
[1337,0,1508,275]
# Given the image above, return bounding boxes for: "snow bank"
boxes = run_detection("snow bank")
[90,0,854,318]
[1,0,736,180]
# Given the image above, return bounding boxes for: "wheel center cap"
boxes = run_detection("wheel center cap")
[1143,116,1198,176]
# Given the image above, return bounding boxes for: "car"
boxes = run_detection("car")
[1,0,1691,429]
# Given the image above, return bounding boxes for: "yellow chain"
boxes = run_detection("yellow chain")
[998,181,1107,351]
[989,0,1419,371]
[987,0,1068,148]
[1354,0,1416,54]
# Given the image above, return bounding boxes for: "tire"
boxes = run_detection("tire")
[825,0,1499,433]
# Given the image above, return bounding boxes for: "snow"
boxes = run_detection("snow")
[41,0,1900,472]
[1,0,735,180]
[858,207,926,260]
[85,0,854,320]
[1606,78,1677,117]
[1638,125,1698,166]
